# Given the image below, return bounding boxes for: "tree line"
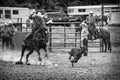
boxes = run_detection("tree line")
[0,0,120,12]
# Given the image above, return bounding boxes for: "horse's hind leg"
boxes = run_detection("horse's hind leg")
[107,40,112,52]
[25,49,34,65]
[19,44,26,62]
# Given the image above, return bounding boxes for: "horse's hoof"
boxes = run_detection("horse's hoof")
[84,52,88,56]
[72,63,74,67]
[45,54,48,58]
[110,49,112,52]
[38,57,42,61]
[15,61,23,65]
[26,62,31,65]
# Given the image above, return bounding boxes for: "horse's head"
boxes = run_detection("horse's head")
[37,28,48,43]
[92,27,101,39]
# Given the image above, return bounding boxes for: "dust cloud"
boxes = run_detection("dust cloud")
[0,50,22,62]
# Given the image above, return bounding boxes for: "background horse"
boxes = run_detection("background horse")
[86,21,111,52]
[93,27,112,52]
[16,28,48,65]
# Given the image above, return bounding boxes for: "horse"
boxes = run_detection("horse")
[84,21,112,52]
[16,27,48,65]
[93,27,112,52]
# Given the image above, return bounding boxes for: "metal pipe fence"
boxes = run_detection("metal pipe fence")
[0,22,102,52]
[48,22,101,52]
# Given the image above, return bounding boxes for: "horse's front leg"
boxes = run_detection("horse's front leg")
[68,54,72,60]
[36,48,42,61]
[25,49,34,65]
[100,39,104,52]
[44,45,48,58]
[102,39,107,52]
[107,40,112,52]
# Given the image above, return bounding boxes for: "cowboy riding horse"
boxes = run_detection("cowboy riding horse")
[16,12,49,65]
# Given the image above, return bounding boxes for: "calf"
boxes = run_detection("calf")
[68,47,87,67]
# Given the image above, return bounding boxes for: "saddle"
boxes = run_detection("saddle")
[24,33,33,44]
[24,28,43,44]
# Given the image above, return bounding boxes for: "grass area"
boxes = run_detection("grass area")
[0,47,120,80]
[0,24,120,79]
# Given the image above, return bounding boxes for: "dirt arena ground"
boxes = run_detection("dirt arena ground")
[0,46,120,80]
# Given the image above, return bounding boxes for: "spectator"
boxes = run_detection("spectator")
[1,22,10,50]
[8,21,16,50]
[80,22,89,56]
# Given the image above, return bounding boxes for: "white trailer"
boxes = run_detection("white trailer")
[67,4,120,24]
[0,7,35,26]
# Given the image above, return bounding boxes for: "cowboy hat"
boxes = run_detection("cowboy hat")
[89,11,93,13]
[8,21,13,24]
[4,22,8,25]
[80,22,87,28]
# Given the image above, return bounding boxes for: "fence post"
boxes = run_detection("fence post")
[64,23,66,47]
[75,23,77,47]
[26,23,27,32]
[49,24,52,52]
[20,18,22,32]
[100,4,104,52]
[75,32,77,47]
[101,4,104,27]
[79,30,81,47]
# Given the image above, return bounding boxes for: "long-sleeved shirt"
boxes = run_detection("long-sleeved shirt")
[81,27,89,41]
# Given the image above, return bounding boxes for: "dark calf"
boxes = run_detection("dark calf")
[68,47,87,67]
